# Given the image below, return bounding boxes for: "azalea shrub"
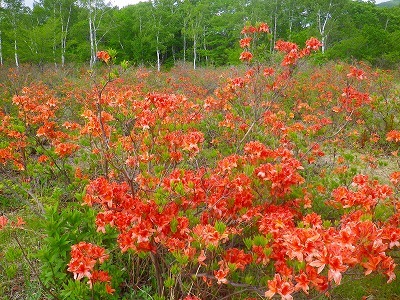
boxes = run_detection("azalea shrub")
[0,22,399,299]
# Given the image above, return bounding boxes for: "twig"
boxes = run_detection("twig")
[150,251,164,297]
[13,232,60,300]
[219,287,263,300]
[2,180,44,218]
[237,120,257,147]
[192,272,265,296]
[300,109,354,161]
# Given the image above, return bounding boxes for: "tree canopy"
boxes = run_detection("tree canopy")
[1,0,400,68]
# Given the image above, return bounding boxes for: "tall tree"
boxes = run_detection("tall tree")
[2,0,28,67]
[22,12,54,65]
[207,0,246,65]
[59,0,76,66]
[80,0,113,67]
[150,0,176,71]
[303,0,346,53]
[0,3,4,65]
[187,1,203,69]
[113,2,153,64]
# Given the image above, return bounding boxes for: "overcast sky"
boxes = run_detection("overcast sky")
[24,0,146,7]
[110,0,146,7]
[24,0,388,9]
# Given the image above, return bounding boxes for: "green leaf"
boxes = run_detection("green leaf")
[164,277,175,288]
[214,221,226,234]
[170,218,178,234]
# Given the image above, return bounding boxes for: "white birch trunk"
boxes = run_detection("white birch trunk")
[61,4,72,67]
[203,26,207,65]
[317,0,332,54]
[14,39,19,68]
[0,31,3,66]
[53,4,58,67]
[157,48,161,72]
[193,34,196,70]
[156,33,161,71]
[273,2,277,50]
[183,19,187,63]
[89,7,95,68]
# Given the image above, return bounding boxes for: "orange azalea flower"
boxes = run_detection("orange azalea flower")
[75,167,84,179]
[67,242,109,281]
[275,40,298,53]
[361,255,382,276]
[381,256,396,283]
[63,121,81,130]
[386,130,400,142]
[181,295,201,300]
[224,248,252,270]
[38,155,49,163]
[54,142,79,157]
[88,270,111,289]
[303,212,322,228]
[305,37,322,51]
[295,272,310,294]
[12,217,25,228]
[0,215,8,230]
[105,284,115,294]
[263,67,275,76]
[239,37,252,48]
[217,154,240,173]
[197,250,207,266]
[265,274,294,300]
[328,256,348,285]
[192,224,227,247]
[125,156,137,167]
[214,262,229,284]
[347,66,366,80]
[96,51,111,63]
[258,22,269,33]
[241,25,257,34]
[181,131,204,155]
[244,140,273,162]
[239,51,253,62]
[390,172,400,185]
[282,50,299,66]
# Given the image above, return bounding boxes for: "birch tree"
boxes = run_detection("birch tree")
[59,0,75,66]
[150,0,175,71]
[80,0,113,68]
[0,3,3,65]
[179,0,192,64]
[304,0,346,53]
[32,0,77,66]
[2,0,26,67]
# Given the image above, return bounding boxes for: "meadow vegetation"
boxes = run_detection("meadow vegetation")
[0,25,400,299]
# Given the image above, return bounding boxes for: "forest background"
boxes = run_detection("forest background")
[2,0,400,70]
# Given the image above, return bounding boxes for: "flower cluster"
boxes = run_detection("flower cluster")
[67,242,114,293]
[96,51,111,64]
[239,22,270,62]
[386,130,400,142]
[275,37,322,66]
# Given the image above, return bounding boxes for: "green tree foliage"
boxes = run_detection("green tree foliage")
[325,1,400,67]
[1,0,400,67]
